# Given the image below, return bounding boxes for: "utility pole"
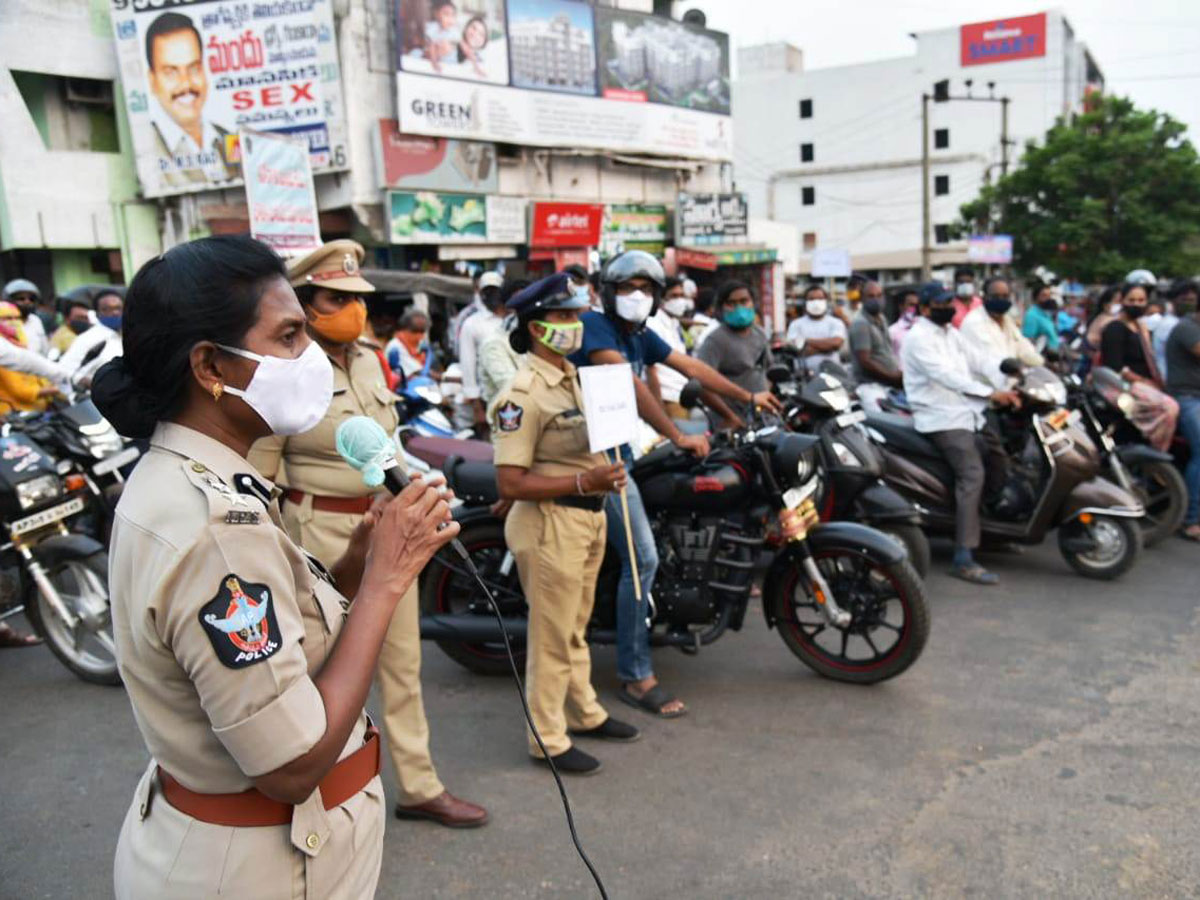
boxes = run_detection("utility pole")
[1000,96,1010,177]
[920,92,931,282]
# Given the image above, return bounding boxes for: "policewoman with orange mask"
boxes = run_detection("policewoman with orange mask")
[0,300,57,413]
[249,240,488,830]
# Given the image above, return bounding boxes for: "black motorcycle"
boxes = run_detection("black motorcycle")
[1064,367,1187,547]
[767,353,931,577]
[420,419,930,685]
[0,420,117,684]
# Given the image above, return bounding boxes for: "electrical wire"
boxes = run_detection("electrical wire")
[449,541,609,900]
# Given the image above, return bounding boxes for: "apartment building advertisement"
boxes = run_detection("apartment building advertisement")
[675,192,748,247]
[394,0,733,160]
[110,0,348,199]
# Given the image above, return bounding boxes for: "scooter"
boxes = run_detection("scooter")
[1064,367,1187,547]
[866,365,1145,579]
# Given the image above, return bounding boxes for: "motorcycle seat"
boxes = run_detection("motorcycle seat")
[405,434,493,470]
[444,455,499,505]
[631,441,683,476]
[864,412,943,460]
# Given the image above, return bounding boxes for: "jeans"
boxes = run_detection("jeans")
[1176,394,1200,525]
[604,474,658,683]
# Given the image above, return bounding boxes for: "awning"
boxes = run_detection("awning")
[360,268,475,300]
[676,244,778,271]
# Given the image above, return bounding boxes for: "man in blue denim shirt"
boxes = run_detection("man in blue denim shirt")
[570,251,781,717]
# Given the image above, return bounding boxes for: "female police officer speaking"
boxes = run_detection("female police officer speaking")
[491,273,640,775]
[92,235,458,898]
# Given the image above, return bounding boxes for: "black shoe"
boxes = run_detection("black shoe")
[532,746,602,776]
[570,717,641,743]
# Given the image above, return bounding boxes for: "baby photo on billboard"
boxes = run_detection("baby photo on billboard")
[397,0,510,85]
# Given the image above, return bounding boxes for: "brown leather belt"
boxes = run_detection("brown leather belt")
[283,489,374,515]
[157,727,380,827]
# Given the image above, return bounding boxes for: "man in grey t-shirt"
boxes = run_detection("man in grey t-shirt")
[847,279,902,411]
[697,280,772,424]
[1166,308,1200,540]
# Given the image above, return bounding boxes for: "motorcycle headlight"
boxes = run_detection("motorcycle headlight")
[16,474,62,510]
[1046,380,1068,407]
[1117,392,1136,416]
[829,440,861,468]
[771,432,821,488]
[796,448,815,483]
[819,388,850,412]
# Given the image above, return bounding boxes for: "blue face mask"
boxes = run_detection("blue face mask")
[98,314,122,331]
[723,306,756,330]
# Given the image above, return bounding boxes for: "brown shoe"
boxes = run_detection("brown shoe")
[394,791,489,829]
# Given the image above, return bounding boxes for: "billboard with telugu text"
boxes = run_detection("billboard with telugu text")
[110,0,348,198]
[394,0,732,161]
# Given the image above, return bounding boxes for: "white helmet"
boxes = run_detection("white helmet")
[1125,268,1157,287]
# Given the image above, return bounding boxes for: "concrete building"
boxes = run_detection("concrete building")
[732,10,1104,281]
[509,14,596,93]
[611,18,723,100]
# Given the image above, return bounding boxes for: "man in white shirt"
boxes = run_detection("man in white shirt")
[959,276,1044,368]
[901,283,1021,586]
[61,291,123,385]
[457,271,506,429]
[449,275,484,358]
[646,277,692,417]
[2,279,48,356]
[786,284,847,373]
[144,12,237,188]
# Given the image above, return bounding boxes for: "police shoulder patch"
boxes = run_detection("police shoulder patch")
[497,401,524,432]
[198,574,282,669]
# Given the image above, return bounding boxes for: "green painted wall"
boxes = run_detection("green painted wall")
[50,250,97,293]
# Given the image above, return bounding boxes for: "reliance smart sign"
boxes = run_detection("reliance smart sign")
[961,13,1047,67]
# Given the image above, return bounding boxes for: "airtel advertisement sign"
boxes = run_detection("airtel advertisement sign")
[530,203,605,248]
[961,13,1047,67]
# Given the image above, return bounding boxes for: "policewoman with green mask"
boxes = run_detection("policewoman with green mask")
[490,273,641,776]
[696,279,774,423]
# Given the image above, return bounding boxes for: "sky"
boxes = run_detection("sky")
[695,0,1200,139]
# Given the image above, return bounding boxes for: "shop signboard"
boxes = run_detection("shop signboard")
[675,247,717,271]
[242,129,320,253]
[960,13,1047,67]
[110,0,348,198]
[675,192,748,247]
[967,234,1014,263]
[601,204,668,256]
[530,202,604,248]
[394,0,732,161]
[374,119,498,193]
[811,248,851,278]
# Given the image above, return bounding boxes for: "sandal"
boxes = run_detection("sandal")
[0,622,42,649]
[949,564,999,586]
[618,684,688,719]
[1179,524,1200,543]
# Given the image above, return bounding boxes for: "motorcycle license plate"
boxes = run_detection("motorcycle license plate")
[10,496,86,537]
[836,409,866,427]
[93,446,141,476]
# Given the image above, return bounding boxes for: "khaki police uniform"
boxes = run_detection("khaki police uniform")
[110,422,383,900]
[248,240,444,807]
[492,354,610,756]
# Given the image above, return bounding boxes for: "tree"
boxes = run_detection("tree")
[956,95,1200,283]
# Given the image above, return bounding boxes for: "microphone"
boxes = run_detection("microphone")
[335,416,469,560]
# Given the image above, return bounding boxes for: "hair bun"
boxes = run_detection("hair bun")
[92,357,164,439]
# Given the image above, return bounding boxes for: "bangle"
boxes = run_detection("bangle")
[575,473,584,495]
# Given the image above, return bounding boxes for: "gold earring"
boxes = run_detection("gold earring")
[212,382,224,402]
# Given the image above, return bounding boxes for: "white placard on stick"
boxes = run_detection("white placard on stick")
[579,363,640,455]
[811,247,852,278]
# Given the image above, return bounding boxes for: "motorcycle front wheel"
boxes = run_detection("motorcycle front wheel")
[23,551,120,685]
[768,549,929,684]
[1057,514,1142,579]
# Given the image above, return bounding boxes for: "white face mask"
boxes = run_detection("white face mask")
[615,290,654,324]
[662,297,691,318]
[956,282,975,298]
[219,341,334,436]
[805,298,828,318]
[1143,312,1163,330]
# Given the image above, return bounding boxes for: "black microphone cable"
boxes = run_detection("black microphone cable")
[445,539,610,900]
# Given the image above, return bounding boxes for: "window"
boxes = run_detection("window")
[934,174,950,196]
[800,143,814,163]
[12,72,118,153]
[801,186,815,206]
[934,224,950,244]
[934,128,949,150]
[803,232,817,252]
[799,98,813,119]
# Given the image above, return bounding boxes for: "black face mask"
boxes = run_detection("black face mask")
[1124,305,1146,319]
[862,299,883,316]
[68,319,91,335]
[928,306,955,326]
[984,295,1012,315]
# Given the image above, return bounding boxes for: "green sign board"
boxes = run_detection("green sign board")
[389,190,487,244]
[601,204,669,255]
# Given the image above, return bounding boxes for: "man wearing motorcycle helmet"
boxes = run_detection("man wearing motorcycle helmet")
[569,250,782,718]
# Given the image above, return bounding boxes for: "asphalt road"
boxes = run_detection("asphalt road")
[3,536,1198,899]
